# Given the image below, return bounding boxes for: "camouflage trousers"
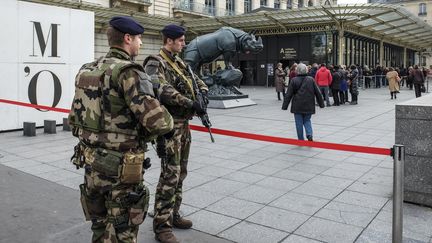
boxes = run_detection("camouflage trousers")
[153,120,191,233]
[80,166,149,243]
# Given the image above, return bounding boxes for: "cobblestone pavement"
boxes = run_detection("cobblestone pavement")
[1,85,431,243]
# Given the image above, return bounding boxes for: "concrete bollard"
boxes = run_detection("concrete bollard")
[63,118,71,131]
[23,122,36,136]
[44,120,56,134]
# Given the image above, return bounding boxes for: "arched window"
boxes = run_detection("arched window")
[298,0,303,8]
[226,0,235,15]
[244,0,251,12]
[274,0,280,8]
[324,0,331,5]
[205,0,215,15]
[260,0,267,7]
[419,3,427,16]
[308,0,313,7]
[287,0,292,9]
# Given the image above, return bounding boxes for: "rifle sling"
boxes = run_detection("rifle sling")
[159,50,195,100]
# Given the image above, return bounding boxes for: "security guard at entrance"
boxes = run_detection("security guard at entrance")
[68,16,174,243]
[143,24,208,243]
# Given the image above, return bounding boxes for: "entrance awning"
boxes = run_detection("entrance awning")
[183,4,432,50]
[22,1,432,50]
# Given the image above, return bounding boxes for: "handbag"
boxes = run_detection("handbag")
[284,76,289,86]
[420,84,426,93]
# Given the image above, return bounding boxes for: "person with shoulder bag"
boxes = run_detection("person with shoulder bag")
[282,63,325,141]
[68,16,174,243]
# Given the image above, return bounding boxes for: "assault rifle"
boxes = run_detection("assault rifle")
[187,65,215,143]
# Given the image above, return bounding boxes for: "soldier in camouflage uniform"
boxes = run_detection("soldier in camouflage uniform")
[68,16,174,243]
[143,24,208,243]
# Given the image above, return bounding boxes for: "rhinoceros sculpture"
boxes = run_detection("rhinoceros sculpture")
[184,27,263,73]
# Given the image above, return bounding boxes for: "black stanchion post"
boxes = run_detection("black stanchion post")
[393,144,404,243]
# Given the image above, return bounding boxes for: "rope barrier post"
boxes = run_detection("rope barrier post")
[392,144,405,243]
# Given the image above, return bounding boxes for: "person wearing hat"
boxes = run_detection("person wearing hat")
[68,16,174,243]
[143,24,208,243]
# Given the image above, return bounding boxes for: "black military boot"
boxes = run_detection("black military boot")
[173,212,193,229]
[155,231,179,243]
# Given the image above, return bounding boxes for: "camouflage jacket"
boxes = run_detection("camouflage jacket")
[143,48,208,119]
[69,47,173,151]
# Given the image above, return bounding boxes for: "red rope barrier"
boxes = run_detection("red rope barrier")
[0,99,70,113]
[0,99,392,156]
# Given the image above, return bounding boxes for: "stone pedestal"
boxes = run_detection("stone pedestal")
[44,120,57,134]
[23,122,36,137]
[395,94,432,207]
[208,97,256,109]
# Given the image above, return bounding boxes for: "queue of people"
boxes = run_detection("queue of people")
[276,62,429,102]
[276,62,361,106]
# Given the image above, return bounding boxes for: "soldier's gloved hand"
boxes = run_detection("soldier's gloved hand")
[156,136,167,159]
[163,129,175,140]
[192,100,206,115]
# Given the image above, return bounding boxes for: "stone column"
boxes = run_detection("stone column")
[252,0,260,10]
[396,95,432,207]
[379,39,384,66]
[236,0,244,14]
[338,27,344,65]
[280,0,287,9]
[267,0,274,8]
[292,0,298,9]
[216,0,226,16]
[403,47,407,68]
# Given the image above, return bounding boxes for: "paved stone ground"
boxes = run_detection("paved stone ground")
[1,85,432,243]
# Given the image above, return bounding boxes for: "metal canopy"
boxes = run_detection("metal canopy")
[20,0,180,35]
[21,1,432,50]
[183,3,432,50]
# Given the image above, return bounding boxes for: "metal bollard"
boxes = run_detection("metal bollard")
[393,144,404,243]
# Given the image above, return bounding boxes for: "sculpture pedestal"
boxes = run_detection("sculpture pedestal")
[208,95,256,109]
[396,94,432,207]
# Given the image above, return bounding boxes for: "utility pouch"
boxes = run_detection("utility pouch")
[91,148,123,177]
[120,151,145,184]
[128,185,149,226]
[79,184,91,221]
[71,143,85,169]
[80,183,108,221]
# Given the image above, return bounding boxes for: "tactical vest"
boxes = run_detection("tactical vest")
[143,54,195,119]
[69,56,143,137]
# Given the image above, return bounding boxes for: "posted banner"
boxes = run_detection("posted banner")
[0,0,94,131]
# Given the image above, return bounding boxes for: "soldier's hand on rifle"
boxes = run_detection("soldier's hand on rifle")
[192,100,206,115]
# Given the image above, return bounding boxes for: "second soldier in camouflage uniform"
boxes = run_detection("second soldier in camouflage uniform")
[143,24,208,243]
[68,16,174,243]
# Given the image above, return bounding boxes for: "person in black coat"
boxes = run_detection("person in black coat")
[331,65,342,106]
[282,63,325,141]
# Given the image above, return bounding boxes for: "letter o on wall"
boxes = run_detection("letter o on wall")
[28,70,62,111]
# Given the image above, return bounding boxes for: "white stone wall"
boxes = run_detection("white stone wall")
[149,0,173,16]
[94,32,163,63]
[83,0,109,7]
[235,0,245,14]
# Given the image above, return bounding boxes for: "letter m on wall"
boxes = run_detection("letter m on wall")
[30,21,60,57]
